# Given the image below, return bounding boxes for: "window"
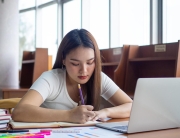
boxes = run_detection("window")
[111,0,150,47]
[19,0,35,10]
[19,11,35,69]
[37,0,54,5]
[163,0,180,43]
[82,0,109,49]
[38,4,58,63]
[18,0,154,69]
[63,0,81,36]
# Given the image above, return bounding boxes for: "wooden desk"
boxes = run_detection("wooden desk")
[0,86,28,99]
[126,128,180,138]
[107,118,180,138]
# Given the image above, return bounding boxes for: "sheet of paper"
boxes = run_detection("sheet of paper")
[29,126,127,138]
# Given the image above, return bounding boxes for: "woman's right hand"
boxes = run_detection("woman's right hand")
[67,105,95,124]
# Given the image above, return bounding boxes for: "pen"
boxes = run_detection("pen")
[78,84,85,105]
[0,129,29,133]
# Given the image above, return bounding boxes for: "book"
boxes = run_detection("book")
[9,120,101,129]
[0,123,7,129]
[0,112,6,115]
[0,109,6,112]
[0,109,7,115]
[0,114,11,120]
[0,120,9,124]
[0,110,11,129]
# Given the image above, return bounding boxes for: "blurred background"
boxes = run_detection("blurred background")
[0,0,180,88]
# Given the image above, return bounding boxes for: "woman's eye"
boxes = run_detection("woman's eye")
[87,61,94,65]
[72,63,79,66]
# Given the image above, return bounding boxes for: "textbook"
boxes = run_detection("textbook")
[9,120,101,129]
[0,114,11,120]
[0,109,7,115]
[0,123,7,129]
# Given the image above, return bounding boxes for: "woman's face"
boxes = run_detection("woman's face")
[63,46,95,84]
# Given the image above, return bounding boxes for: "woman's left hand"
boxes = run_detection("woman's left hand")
[91,109,109,121]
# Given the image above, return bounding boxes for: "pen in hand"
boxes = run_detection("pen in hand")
[78,84,85,105]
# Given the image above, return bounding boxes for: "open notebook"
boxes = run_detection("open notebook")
[9,120,100,129]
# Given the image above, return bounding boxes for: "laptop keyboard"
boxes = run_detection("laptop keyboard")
[112,125,128,131]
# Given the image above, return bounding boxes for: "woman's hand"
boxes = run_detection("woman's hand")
[68,105,95,124]
[91,109,109,121]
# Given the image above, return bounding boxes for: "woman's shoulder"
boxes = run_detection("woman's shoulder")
[40,69,65,80]
[100,71,118,87]
[101,71,109,79]
[42,69,65,76]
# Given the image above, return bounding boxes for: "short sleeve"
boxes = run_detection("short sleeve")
[101,72,119,100]
[30,71,59,101]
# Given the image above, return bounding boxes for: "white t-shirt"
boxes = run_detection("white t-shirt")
[30,69,119,110]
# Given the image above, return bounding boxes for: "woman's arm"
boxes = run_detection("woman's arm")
[92,89,133,121]
[12,90,94,123]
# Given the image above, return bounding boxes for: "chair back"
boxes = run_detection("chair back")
[0,98,21,114]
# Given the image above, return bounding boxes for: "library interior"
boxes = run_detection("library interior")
[0,0,180,137]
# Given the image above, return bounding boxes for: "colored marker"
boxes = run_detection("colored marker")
[0,130,29,133]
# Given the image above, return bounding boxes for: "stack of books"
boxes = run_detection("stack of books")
[0,109,11,129]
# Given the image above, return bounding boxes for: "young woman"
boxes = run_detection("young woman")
[12,29,132,123]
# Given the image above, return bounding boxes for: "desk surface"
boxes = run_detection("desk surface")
[108,118,180,138]
[0,86,29,99]
[0,119,179,138]
[0,85,29,91]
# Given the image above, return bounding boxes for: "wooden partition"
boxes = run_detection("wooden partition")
[117,40,180,98]
[100,47,123,108]
[1,48,48,99]
[100,47,123,81]
[20,48,48,87]
[114,45,132,90]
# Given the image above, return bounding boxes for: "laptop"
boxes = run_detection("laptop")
[96,78,180,133]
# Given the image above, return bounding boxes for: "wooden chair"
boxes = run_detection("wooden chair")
[0,98,21,114]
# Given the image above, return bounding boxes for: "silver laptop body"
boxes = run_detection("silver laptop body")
[96,78,180,133]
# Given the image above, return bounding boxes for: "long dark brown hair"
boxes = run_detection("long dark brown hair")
[53,29,102,110]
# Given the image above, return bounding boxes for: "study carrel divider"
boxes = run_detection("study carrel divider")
[100,47,122,81]
[0,48,48,99]
[121,40,180,98]
[20,48,48,88]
